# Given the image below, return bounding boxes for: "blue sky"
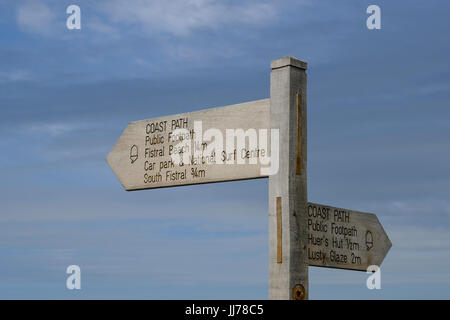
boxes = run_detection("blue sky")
[0,0,449,299]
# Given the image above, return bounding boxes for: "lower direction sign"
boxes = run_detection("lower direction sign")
[306,202,392,271]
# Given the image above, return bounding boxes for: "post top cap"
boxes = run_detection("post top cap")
[271,56,307,70]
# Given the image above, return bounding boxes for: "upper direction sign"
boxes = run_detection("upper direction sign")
[306,202,392,271]
[107,99,273,191]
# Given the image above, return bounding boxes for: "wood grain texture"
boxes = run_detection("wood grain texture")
[296,93,302,175]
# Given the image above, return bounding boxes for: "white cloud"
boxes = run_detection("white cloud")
[16,121,110,163]
[14,0,281,38]
[418,83,450,95]
[99,0,277,36]
[369,199,450,227]
[87,18,121,39]
[26,122,86,137]
[17,1,55,35]
[0,70,32,83]
[390,226,450,251]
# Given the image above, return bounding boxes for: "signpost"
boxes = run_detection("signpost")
[107,56,392,300]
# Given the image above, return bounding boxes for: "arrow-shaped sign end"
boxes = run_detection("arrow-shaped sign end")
[106,139,132,192]
[373,215,392,267]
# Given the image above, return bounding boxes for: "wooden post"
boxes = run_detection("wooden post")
[269,56,308,300]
